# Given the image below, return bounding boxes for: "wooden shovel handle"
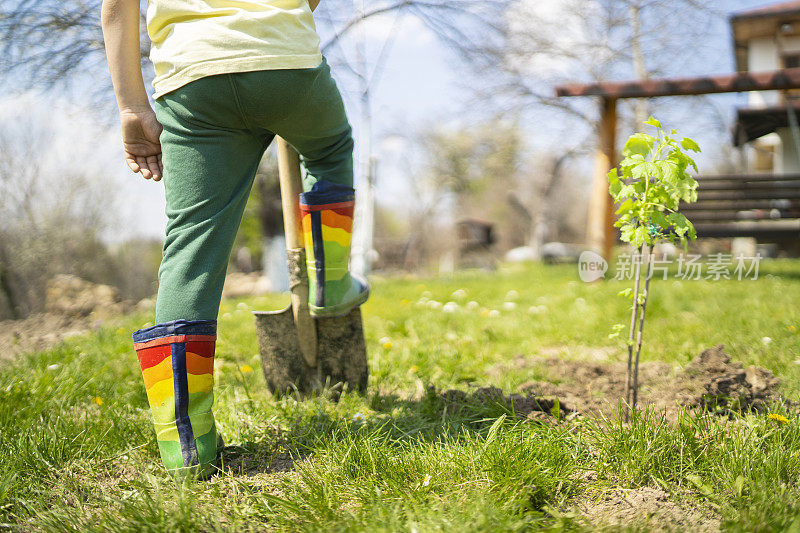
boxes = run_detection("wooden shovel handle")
[276,137,318,367]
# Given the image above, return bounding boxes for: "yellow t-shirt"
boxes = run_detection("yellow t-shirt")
[146,0,323,98]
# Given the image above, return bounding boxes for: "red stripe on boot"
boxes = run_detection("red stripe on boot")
[185,340,215,358]
[137,344,171,371]
[133,334,216,350]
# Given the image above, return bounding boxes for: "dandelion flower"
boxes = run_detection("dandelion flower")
[445,331,458,342]
[379,336,392,350]
[466,301,479,310]
[788,325,797,333]
[401,299,410,306]
[240,364,253,373]
[421,291,432,298]
[236,302,249,310]
[480,308,491,317]
[222,312,232,320]
[503,302,517,311]
[505,290,519,301]
[409,365,419,373]
[94,397,103,406]
[352,412,366,423]
[422,474,431,487]
[451,289,468,300]
[488,310,500,318]
[47,364,60,371]
[768,413,789,426]
[762,337,773,345]
[442,302,459,313]
[428,300,442,310]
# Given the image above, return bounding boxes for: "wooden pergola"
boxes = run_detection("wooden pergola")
[555,67,800,260]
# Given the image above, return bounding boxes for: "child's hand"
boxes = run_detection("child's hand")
[120,107,163,181]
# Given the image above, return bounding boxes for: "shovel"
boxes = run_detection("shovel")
[253,138,368,395]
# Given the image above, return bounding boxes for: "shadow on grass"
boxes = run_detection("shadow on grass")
[220,385,565,477]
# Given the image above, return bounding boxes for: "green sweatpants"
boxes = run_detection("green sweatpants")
[153,59,354,323]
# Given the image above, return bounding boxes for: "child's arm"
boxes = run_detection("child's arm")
[101,0,163,181]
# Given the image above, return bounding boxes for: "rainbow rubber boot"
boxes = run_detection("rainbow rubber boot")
[132,319,222,479]
[299,180,370,318]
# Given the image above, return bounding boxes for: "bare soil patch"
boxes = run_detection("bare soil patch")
[510,344,781,419]
[0,313,100,363]
[576,486,720,532]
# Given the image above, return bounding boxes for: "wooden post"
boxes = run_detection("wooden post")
[586,97,617,261]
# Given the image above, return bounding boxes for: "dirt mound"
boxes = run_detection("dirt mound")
[577,486,720,532]
[45,275,127,317]
[0,276,132,363]
[0,313,100,363]
[511,345,781,418]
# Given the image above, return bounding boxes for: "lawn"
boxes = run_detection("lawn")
[2,259,800,531]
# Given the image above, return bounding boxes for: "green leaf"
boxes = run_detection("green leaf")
[615,198,634,215]
[633,225,650,246]
[632,161,659,181]
[645,116,662,128]
[652,211,669,229]
[623,133,656,157]
[681,137,701,152]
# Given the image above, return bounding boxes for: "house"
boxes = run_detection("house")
[732,1,800,172]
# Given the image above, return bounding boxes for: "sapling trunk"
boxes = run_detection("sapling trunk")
[625,244,644,419]
[631,246,653,413]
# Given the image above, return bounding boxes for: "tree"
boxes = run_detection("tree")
[471,0,725,142]
[0,111,119,317]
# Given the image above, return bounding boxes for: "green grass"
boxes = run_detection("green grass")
[2,260,800,531]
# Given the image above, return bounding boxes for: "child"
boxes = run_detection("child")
[101,0,369,478]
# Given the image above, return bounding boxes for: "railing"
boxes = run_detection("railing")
[683,173,800,239]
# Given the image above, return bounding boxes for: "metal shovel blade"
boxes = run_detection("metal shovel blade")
[253,306,368,395]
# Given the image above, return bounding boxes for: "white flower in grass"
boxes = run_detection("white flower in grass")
[466,301,480,310]
[575,297,586,306]
[442,302,459,313]
[503,302,517,311]
[47,364,60,371]
[222,312,232,320]
[421,291,432,298]
[762,337,773,345]
[445,331,458,342]
[428,300,443,310]
[505,290,519,301]
[488,309,500,318]
[451,289,468,301]
[236,302,249,311]
[422,474,431,487]
[352,412,366,423]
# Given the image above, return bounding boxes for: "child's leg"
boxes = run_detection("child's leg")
[228,61,367,317]
[134,74,270,477]
[154,75,272,323]
[232,59,354,192]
